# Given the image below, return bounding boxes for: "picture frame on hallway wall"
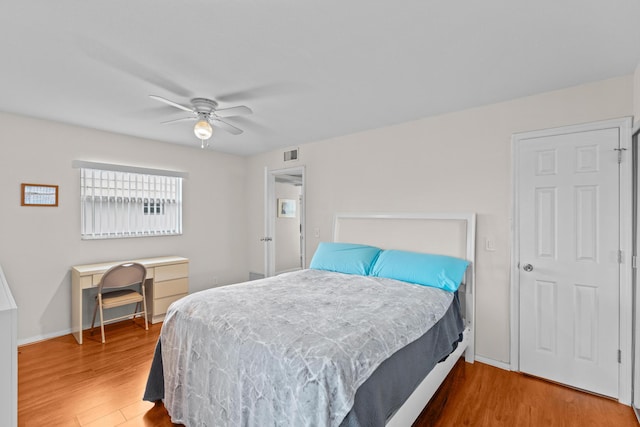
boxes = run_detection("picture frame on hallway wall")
[21,183,59,207]
[277,198,296,218]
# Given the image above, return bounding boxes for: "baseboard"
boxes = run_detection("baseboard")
[18,328,72,346]
[474,355,511,371]
[19,315,151,346]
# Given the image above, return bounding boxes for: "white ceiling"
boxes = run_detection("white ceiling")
[1,1,639,156]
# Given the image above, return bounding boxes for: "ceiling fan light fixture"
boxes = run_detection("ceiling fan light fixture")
[150,95,250,139]
[194,119,213,140]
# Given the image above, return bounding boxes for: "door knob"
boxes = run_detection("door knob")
[260,237,273,242]
[523,264,533,272]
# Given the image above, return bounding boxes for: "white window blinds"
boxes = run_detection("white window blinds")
[80,168,182,239]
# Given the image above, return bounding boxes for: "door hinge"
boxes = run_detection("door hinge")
[614,147,627,163]
[618,250,622,264]
[618,349,622,364]
[633,255,638,269]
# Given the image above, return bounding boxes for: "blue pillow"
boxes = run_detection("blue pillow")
[370,250,469,292]
[310,242,382,275]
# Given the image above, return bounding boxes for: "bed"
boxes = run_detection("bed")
[144,212,476,426]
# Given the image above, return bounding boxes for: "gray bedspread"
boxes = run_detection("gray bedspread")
[148,269,455,427]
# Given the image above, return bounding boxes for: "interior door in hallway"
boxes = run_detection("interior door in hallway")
[516,127,621,398]
[264,166,305,277]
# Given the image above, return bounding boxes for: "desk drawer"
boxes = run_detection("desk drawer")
[154,278,188,299]
[153,294,186,315]
[155,263,188,282]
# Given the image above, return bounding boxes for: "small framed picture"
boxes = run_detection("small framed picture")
[277,198,296,218]
[21,183,59,207]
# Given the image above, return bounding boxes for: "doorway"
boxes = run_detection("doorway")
[264,166,305,277]
[511,117,633,403]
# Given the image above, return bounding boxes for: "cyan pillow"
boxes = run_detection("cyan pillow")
[310,242,382,275]
[370,250,469,292]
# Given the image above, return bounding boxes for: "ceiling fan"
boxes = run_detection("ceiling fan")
[149,95,252,147]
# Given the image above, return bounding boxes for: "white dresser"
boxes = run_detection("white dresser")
[0,264,17,427]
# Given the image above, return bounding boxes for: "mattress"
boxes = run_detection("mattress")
[144,269,464,426]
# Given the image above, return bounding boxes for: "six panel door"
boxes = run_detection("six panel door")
[517,127,620,398]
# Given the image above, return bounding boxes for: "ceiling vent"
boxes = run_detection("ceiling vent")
[284,148,299,162]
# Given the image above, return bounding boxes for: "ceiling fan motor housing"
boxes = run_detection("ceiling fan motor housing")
[191,98,218,114]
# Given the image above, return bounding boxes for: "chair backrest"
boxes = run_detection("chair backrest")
[98,262,147,293]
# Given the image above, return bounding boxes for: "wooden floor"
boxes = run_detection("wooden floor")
[18,320,638,426]
[18,320,177,427]
[415,359,638,427]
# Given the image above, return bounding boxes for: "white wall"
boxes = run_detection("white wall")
[0,112,249,343]
[246,75,634,364]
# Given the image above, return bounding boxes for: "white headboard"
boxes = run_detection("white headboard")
[332,212,476,361]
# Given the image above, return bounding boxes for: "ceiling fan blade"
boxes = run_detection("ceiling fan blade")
[216,82,300,103]
[149,95,194,113]
[212,118,243,135]
[214,105,253,118]
[161,117,196,125]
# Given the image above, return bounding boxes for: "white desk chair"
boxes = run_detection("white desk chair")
[90,262,148,343]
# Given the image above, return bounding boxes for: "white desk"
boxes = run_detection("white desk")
[71,256,189,344]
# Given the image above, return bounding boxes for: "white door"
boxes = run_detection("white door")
[517,127,620,398]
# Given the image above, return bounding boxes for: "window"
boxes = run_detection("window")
[79,165,183,239]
